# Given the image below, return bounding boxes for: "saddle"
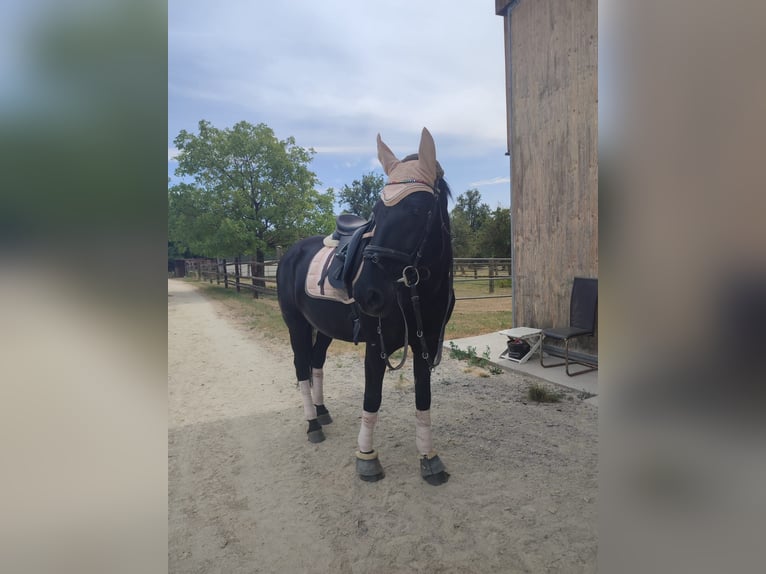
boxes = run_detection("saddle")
[321,213,375,297]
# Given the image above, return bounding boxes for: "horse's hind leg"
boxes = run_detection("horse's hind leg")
[311,331,333,425]
[287,317,325,443]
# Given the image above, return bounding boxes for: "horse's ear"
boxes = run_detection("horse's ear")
[377,133,400,175]
[418,127,437,182]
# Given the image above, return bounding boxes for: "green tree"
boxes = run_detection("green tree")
[338,172,383,217]
[170,120,335,264]
[450,189,492,257]
[478,207,511,258]
[452,189,491,232]
[450,215,474,258]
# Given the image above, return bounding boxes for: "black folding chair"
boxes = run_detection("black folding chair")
[540,277,598,376]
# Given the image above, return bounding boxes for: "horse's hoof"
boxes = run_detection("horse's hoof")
[307,419,325,443]
[420,453,450,485]
[307,429,325,443]
[423,471,450,485]
[356,450,385,482]
[315,404,333,426]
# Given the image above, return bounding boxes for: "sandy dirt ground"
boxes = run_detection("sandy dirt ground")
[168,279,597,573]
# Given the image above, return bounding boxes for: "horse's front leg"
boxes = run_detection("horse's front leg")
[355,342,387,482]
[413,347,450,485]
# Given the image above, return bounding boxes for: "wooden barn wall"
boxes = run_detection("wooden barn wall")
[506,0,598,352]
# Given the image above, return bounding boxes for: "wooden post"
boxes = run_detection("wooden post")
[489,260,495,293]
[223,258,228,288]
[216,259,221,285]
[235,257,241,293]
[250,255,258,299]
[253,250,264,300]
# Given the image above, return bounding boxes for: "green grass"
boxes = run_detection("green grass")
[194,281,288,341]
[446,279,513,338]
[527,383,565,403]
[444,309,513,339]
[186,277,512,349]
[452,279,512,298]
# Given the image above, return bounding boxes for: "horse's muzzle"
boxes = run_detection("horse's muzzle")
[358,286,387,317]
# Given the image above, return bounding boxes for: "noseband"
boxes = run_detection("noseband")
[360,179,453,371]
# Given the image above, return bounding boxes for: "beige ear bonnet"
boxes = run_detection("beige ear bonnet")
[377,128,441,206]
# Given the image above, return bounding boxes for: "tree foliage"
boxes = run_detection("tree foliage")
[450,190,510,258]
[450,189,491,258]
[453,189,491,232]
[479,207,511,258]
[337,172,383,218]
[168,120,335,259]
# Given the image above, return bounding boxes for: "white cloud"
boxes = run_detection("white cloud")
[470,176,511,187]
[168,147,179,161]
[312,145,370,155]
[169,1,511,208]
[168,1,506,150]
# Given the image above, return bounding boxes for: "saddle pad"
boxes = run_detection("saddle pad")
[305,246,355,304]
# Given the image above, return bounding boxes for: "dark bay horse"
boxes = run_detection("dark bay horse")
[277,128,454,484]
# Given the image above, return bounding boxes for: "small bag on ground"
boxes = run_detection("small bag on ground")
[506,337,531,360]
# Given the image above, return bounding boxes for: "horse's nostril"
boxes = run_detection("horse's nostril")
[365,288,384,310]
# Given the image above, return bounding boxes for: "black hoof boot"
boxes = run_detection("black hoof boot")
[315,404,333,426]
[356,450,385,482]
[307,419,325,443]
[420,453,450,485]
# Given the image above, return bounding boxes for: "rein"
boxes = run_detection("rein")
[362,179,453,371]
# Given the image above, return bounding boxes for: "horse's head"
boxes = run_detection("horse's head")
[353,128,451,318]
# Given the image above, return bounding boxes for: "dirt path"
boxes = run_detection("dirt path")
[168,279,597,573]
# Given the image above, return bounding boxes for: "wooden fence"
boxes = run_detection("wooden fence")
[453,258,512,300]
[178,257,511,301]
[183,257,279,298]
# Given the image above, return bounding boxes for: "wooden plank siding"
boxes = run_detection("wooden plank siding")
[497,0,598,354]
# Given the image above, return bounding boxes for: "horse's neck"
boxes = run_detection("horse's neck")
[422,226,451,294]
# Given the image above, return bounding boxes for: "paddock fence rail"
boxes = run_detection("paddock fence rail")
[452,258,511,301]
[174,257,511,301]
[180,257,279,298]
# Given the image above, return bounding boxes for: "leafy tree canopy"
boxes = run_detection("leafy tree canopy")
[337,172,383,218]
[169,120,335,259]
[452,188,491,232]
[479,207,511,258]
[449,190,510,258]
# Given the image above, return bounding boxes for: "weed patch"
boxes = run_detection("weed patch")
[527,383,565,403]
[448,343,503,375]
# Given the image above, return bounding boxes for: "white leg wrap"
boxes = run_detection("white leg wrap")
[299,380,317,421]
[415,409,434,456]
[357,410,378,453]
[310,368,324,405]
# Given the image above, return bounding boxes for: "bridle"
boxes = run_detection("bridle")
[361,178,454,371]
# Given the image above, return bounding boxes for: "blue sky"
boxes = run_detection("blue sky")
[168,1,511,210]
